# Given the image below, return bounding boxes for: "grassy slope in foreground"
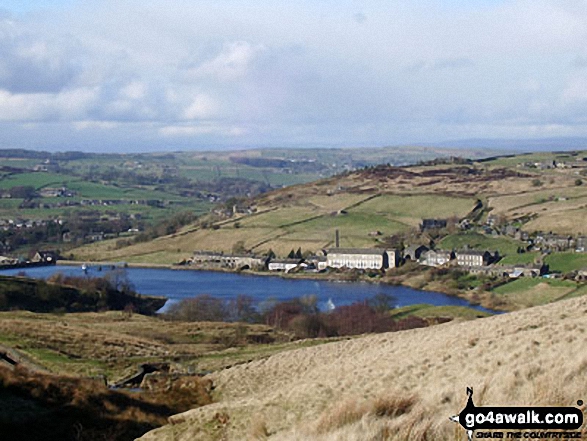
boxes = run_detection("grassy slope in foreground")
[139,295,587,441]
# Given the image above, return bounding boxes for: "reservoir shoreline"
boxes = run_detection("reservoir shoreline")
[53,260,503,313]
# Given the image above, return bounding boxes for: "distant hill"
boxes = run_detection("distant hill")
[434,136,587,152]
[71,149,587,263]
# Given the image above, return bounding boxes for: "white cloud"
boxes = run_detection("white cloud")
[120,81,146,100]
[73,120,118,130]
[2,1,587,151]
[159,124,247,137]
[0,87,97,121]
[187,41,265,81]
[182,94,220,120]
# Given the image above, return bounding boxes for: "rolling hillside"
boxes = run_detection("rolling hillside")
[71,151,587,263]
[138,295,587,440]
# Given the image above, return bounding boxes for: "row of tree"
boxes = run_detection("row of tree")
[164,293,436,339]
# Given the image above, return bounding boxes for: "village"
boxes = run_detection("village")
[185,217,587,282]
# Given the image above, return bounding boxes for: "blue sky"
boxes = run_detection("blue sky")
[1,0,587,152]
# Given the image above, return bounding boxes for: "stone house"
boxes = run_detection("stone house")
[455,250,493,267]
[420,219,447,232]
[403,245,429,261]
[418,250,454,267]
[534,234,575,251]
[191,251,265,270]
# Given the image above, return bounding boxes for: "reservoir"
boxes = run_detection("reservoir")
[0,265,496,314]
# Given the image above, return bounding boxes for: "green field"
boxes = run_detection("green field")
[545,252,587,273]
[492,277,580,308]
[498,252,540,265]
[233,193,477,254]
[0,172,73,190]
[439,232,524,256]
[388,304,491,320]
[351,194,476,222]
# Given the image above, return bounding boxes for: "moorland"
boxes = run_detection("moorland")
[2,146,587,440]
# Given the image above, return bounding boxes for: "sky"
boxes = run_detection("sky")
[1,0,587,153]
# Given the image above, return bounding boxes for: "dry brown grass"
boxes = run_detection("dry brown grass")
[0,311,291,379]
[311,393,416,436]
[138,295,587,441]
[247,414,270,440]
[0,364,214,441]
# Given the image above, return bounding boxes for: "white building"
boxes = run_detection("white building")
[267,259,302,272]
[455,250,492,267]
[419,250,453,267]
[325,248,399,270]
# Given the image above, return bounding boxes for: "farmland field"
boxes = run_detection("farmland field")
[439,232,524,256]
[544,252,587,273]
[0,172,73,190]
[492,277,579,308]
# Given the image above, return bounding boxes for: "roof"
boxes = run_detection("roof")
[421,219,447,226]
[405,244,428,252]
[37,251,59,258]
[269,259,302,264]
[423,249,452,256]
[325,248,394,255]
[455,250,490,256]
[193,251,261,258]
[193,251,224,256]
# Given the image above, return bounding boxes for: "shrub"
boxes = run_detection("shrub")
[165,295,228,322]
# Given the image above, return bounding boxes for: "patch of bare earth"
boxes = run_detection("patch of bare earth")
[139,296,587,440]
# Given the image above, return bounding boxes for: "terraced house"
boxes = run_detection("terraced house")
[455,250,493,267]
[190,251,265,270]
[325,248,399,270]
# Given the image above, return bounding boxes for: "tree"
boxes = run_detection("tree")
[9,185,36,199]
[367,293,397,313]
[232,240,246,254]
[295,247,303,259]
[166,295,228,322]
[227,295,259,323]
[287,249,295,259]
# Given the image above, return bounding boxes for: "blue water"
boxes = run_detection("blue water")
[0,265,497,314]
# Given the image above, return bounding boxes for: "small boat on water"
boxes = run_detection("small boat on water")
[81,263,88,273]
